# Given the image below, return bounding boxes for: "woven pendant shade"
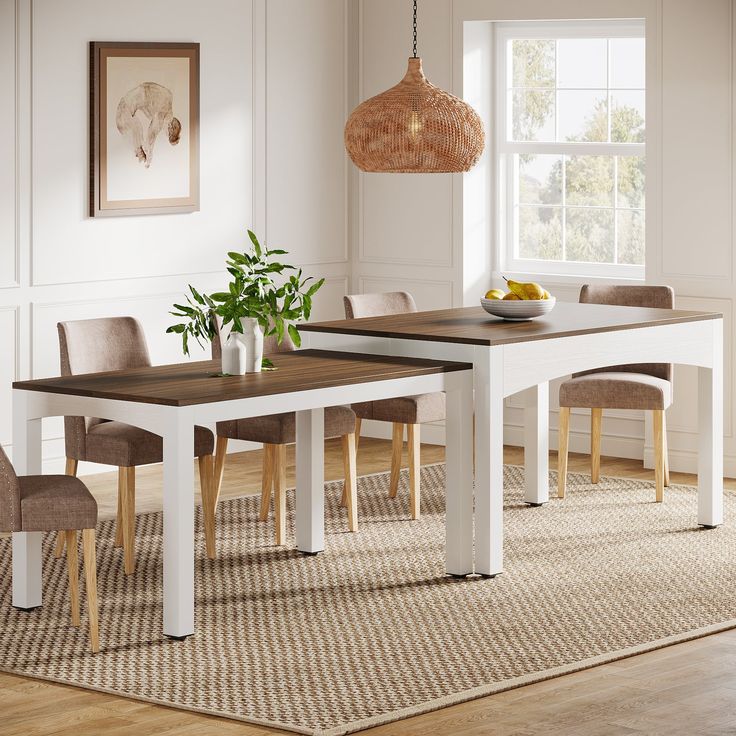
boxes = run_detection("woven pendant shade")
[345,58,485,173]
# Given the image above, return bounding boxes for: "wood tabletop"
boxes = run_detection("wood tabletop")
[12,350,471,407]
[299,301,721,346]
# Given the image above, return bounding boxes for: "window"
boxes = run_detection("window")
[497,21,645,278]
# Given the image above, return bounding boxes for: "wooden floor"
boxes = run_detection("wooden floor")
[2,439,736,736]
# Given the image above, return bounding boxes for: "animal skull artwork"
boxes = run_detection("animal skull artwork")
[115,82,181,168]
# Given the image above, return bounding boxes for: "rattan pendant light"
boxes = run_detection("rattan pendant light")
[345,0,485,173]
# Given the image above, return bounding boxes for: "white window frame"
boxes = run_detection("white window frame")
[496,20,646,280]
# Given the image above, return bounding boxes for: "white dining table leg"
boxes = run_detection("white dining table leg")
[444,370,474,576]
[12,391,43,610]
[162,409,195,638]
[296,407,325,554]
[523,382,549,505]
[698,321,723,527]
[474,347,505,577]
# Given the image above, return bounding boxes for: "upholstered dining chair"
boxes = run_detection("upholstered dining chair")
[343,292,445,520]
[557,285,674,502]
[54,317,216,574]
[1,444,99,652]
[211,332,358,553]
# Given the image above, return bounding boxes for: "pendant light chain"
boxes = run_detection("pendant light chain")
[412,0,418,58]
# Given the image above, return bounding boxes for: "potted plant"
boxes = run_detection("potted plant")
[167,230,325,374]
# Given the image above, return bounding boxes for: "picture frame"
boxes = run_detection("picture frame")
[89,41,200,217]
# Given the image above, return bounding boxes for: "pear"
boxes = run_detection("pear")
[502,292,521,300]
[542,289,552,300]
[484,289,505,300]
[504,277,546,300]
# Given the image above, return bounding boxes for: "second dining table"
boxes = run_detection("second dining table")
[300,301,725,577]
[12,349,474,638]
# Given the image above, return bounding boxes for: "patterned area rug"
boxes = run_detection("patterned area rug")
[1,465,735,735]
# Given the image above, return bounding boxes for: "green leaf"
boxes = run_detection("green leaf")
[288,323,301,347]
[247,230,262,259]
[189,286,205,305]
[306,278,325,297]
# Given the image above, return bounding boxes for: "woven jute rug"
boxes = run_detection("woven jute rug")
[1,464,735,735]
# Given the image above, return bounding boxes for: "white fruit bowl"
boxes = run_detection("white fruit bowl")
[480,296,556,321]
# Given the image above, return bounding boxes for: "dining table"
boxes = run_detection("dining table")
[11,349,474,638]
[299,301,725,577]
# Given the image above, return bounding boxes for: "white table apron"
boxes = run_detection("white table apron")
[11,367,474,638]
[302,317,724,577]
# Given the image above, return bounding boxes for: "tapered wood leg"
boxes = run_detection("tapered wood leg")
[558,407,570,499]
[120,467,136,575]
[199,454,216,559]
[259,444,275,521]
[213,436,228,511]
[114,467,125,548]
[273,444,287,545]
[388,422,404,499]
[65,530,79,626]
[82,529,99,654]
[342,433,358,531]
[407,424,420,519]
[354,417,362,453]
[591,408,602,484]
[663,412,670,487]
[54,459,79,559]
[653,410,665,503]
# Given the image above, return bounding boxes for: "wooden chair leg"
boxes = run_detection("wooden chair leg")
[342,433,358,531]
[114,467,125,548]
[354,417,362,454]
[65,530,80,627]
[199,454,216,559]
[273,445,287,545]
[388,422,404,499]
[653,410,665,503]
[259,444,275,521]
[54,459,79,559]
[82,529,99,654]
[120,467,136,575]
[407,424,420,519]
[662,411,670,487]
[558,407,570,499]
[341,417,362,508]
[591,408,602,484]
[213,436,228,511]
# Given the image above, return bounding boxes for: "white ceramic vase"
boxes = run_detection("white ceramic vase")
[241,318,264,373]
[221,332,247,376]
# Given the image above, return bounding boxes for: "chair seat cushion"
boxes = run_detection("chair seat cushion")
[559,372,672,410]
[85,421,214,467]
[352,392,446,424]
[19,475,97,532]
[216,406,356,445]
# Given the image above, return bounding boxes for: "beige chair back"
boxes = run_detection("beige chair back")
[0,444,21,533]
[578,284,674,382]
[343,291,417,319]
[57,317,152,460]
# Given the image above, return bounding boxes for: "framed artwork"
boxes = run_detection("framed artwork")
[90,41,200,217]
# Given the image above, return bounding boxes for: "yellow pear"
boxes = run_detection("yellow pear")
[502,292,521,300]
[504,277,546,300]
[484,289,505,300]
[542,289,552,300]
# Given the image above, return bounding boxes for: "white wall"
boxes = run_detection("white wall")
[353,0,736,476]
[0,0,349,472]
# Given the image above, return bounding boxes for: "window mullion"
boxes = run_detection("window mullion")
[613,156,619,265]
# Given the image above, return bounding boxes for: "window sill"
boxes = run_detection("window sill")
[492,269,646,288]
